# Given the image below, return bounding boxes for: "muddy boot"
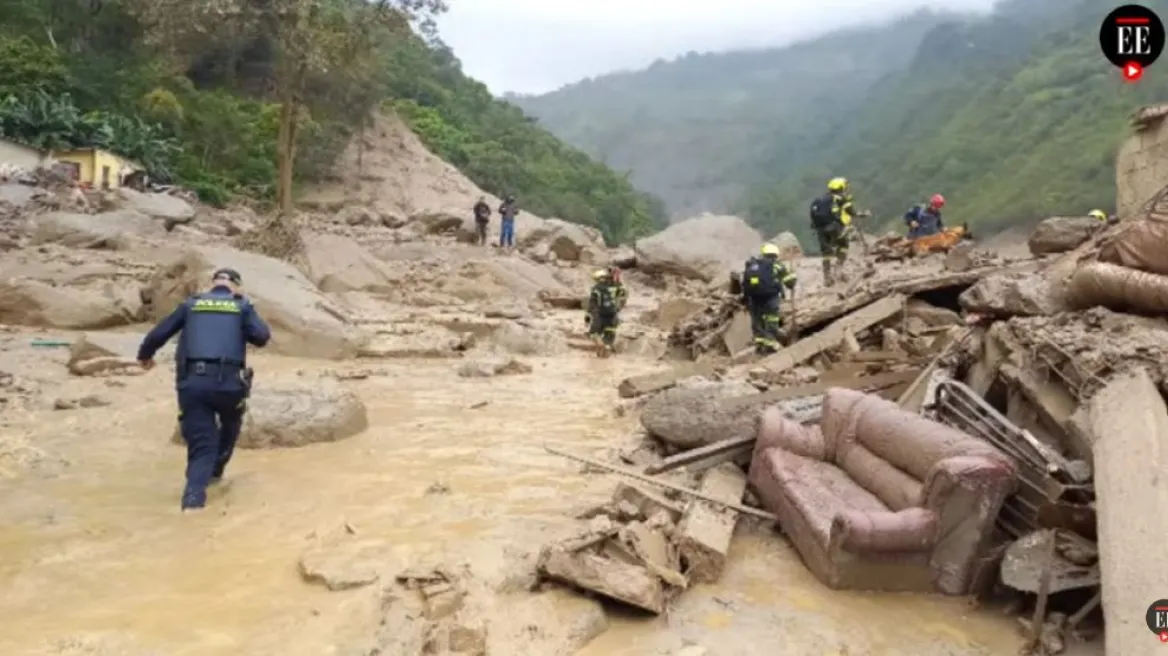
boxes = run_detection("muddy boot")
[821,260,834,287]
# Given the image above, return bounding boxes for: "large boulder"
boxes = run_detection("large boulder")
[172,380,368,448]
[633,214,762,281]
[770,231,802,259]
[1028,217,1100,256]
[492,322,569,356]
[30,210,163,249]
[143,245,369,359]
[640,379,759,449]
[302,233,395,294]
[445,258,572,301]
[116,188,196,223]
[520,218,607,263]
[960,272,1063,317]
[0,258,144,329]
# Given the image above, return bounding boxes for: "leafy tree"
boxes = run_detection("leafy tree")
[0,0,667,242]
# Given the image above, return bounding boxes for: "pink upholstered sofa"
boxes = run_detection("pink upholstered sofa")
[748,388,1017,594]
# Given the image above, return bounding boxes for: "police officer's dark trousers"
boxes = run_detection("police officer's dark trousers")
[178,362,247,508]
[747,295,782,353]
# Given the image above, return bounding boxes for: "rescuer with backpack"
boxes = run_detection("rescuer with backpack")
[904,194,946,239]
[809,177,856,286]
[741,243,798,355]
[585,268,627,357]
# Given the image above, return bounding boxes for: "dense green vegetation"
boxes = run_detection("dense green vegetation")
[513,0,1167,248]
[0,0,665,244]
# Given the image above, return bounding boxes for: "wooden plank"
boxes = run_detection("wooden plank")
[644,435,755,475]
[849,350,922,363]
[726,368,921,411]
[758,294,905,375]
[1088,369,1168,656]
[841,330,861,355]
[543,445,775,520]
[897,327,973,409]
[676,463,747,584]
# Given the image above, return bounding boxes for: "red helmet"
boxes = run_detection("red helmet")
[929,194,946,209]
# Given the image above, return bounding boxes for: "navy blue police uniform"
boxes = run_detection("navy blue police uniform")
[137,268,271,509]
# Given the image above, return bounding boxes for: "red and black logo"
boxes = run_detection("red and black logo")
[1100,4,1165,82]
[1145,599,1168,641]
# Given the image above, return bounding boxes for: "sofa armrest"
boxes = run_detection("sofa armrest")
[754,406,828,462]
[828,507,938,553]
[920,455,1018,512]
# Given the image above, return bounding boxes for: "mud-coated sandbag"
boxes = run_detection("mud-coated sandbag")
[1067,261,1168,314]
[1098,219,1168,275]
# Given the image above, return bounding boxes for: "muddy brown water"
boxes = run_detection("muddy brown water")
[0,349,1031,655]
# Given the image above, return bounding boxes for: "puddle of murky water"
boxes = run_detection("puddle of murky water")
[0,351,1034,655]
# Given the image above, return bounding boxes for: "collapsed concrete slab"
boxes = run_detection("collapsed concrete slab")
[675,463,747,584]
[1088,368,1168,656]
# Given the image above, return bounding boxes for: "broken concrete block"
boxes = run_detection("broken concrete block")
[1088,368,1168,656]
[959,273,1062,317]
[539,549,665,614]
[675,463,747,584]
[612,483,684,523]
[617,362,717,398]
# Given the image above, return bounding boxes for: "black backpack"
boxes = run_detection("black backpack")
[593,283,619,315]
[742,257,780,298]
[809,193,836,228]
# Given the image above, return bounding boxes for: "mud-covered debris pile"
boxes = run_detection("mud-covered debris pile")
[667,248,1031,361]
[535,459,751,615]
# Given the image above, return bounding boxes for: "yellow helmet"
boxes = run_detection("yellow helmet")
[760,243,780,256]
[1088,209,1106,221]
[827,177,848,192]
[591,269,608,280]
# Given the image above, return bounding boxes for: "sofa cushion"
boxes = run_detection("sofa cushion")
[764,448,888,547]
[826,388,1005,481]
[835,442,923,510]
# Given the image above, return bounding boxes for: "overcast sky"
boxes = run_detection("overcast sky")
[436,0,1001,95]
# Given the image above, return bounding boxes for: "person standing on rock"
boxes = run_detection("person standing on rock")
[586,268,627,357]
[741,243,798,355]
[809,177,857,286]
[136,267,272,512]
[472,196,491,246]
[498,195,518,250]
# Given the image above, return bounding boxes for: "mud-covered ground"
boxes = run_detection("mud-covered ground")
[0,325,1058,656]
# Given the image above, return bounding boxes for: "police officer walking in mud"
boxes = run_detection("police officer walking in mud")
[137,267,271,511]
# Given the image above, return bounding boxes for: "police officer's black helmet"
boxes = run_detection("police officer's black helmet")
[212,268,242,285]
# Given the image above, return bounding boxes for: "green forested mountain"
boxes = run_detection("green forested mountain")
[0,0,665,244]
[512,0,1166,248]
[508,9,961,216]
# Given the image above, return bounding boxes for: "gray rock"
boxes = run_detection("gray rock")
[1028,216,1100,256]
[639,379,759,449]
[959,273,1062,317]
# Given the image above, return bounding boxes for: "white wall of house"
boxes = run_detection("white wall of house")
[0,138,47,171]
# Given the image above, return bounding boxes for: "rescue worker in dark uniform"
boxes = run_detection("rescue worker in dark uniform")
[905,194,945,238]
[137,267,271,511]
[741,243,798,355]
[809,177,856,286]
[472,196,492,246]
[585,268,627,357]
